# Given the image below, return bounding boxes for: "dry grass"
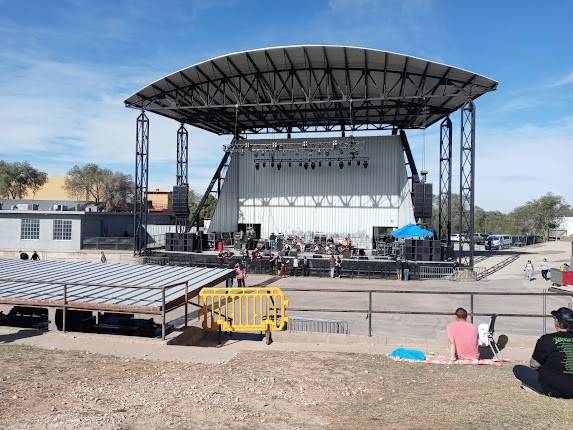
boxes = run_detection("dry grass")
[0,345,571,429]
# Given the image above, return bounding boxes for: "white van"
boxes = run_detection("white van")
[485,234,512,250]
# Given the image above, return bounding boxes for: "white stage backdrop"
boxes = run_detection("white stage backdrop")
[209,135,414,248]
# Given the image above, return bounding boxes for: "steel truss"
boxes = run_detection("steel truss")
[459,101,476,267]
[438,116,452,247]
[125,47,497,135]
[134,111,149,255]
[176,124,189,233]
[190,150,231,231]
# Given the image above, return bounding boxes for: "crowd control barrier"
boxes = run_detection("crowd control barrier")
[199,287,288,344]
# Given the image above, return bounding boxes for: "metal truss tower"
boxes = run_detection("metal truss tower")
[438,116,453,250]
[134,111,149,255]
[458,101,476,267]
[176,124,189,233]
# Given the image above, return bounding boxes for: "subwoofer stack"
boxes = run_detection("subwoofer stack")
[165,232,197,252]
[403,239,442,262]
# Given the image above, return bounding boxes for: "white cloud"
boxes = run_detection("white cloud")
[550,70,573,88]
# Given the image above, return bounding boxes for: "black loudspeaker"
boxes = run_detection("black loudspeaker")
[172,185,189,216]
[413,182,433,221]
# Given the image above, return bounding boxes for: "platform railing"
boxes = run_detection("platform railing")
[282,288,573,337]
[0,276,191,340]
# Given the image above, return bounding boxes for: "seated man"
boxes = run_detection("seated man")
[447,308,479,361]
[513,307,573,398]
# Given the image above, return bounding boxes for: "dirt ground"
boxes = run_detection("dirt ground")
[1,345,571,430]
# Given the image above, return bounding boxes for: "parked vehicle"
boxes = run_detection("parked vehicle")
[485,234,512,250]
[450,234,463,243]
[473,233,488,245]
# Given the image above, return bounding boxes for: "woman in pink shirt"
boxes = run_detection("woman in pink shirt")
[235,264,246,288]
[446,307,480,361]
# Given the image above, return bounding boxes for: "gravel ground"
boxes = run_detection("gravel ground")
[1,345,572,430]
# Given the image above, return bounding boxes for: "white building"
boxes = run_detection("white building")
[209,135,414,248]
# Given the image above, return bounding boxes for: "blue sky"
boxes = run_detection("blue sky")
[0,0,572,211]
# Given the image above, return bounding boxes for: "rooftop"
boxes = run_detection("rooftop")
[125,45,497,135]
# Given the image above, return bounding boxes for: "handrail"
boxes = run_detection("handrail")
[0,276,188,291]
[281,287,573,337]
[281,288,573,296]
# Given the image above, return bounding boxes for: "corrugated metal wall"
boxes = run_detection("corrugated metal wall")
[209,135,414,247]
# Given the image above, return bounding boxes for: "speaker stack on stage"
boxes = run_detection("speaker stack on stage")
[404,239,441,262]
[165,232,197,252]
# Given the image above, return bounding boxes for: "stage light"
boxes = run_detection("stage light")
[339,161,344,169]
[311,162,316,170]
[271,161,275,168]
[288,162,292,167]
[255,162,260,170]
[263,161,266,168]
[328,161,332,167]
[304,162,309,170]
[318,161,322,167]
[299,161,303,167]
[348,160,351,166]
[363,160,368,168]
[357,160,361,166]
[277,162,282,170]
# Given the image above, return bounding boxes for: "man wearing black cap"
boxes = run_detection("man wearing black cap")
[513,307,573,398]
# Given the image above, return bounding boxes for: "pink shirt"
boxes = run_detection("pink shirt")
[447,320,479,360]
[235,267,246,280]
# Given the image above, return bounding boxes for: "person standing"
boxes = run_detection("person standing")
[235,264,246,288]
[302,256,310,277]
[335,256,342,278]
[525,260,534,282]
[31,251,40,261]
[402,260,410,281]
[100,251,107,264]
[269,232,277,251]
[540,258,550,281]
[447,308,480,361]
[291,256,299,276]
[513,307,573,398]
[329,255,336,278]
[396,258,403,280]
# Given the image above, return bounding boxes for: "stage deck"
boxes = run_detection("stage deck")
[0,259,233,314]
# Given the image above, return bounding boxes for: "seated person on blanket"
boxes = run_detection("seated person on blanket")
[447,308,479,361]
[513,307,573,398]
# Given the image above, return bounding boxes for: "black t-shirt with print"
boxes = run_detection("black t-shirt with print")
[532,331,573,398]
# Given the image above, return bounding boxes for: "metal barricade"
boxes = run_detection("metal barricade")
[418,265,456,280]
[287,317,349,334]
[199,287,288,342]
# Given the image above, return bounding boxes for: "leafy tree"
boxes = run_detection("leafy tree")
[65,163,134,211]
[0,161,48,199]
[510,193,570,239]
[103,173,134,211]
[187,189,217,222]
[65,164,112,205]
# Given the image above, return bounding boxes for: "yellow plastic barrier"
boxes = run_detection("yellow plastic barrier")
[199,287,288,340]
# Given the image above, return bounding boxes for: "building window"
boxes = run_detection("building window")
[21,218,40,240]
[53,219,72,241]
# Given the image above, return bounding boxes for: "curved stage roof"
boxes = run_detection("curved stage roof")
[125,45,497,135]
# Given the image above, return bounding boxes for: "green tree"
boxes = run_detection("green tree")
[65,164,134,211]
[65,163,112,205]
[0,161,48,199]
[187,189,217,222]
[103,172,134,211]
[509,193,570,239]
